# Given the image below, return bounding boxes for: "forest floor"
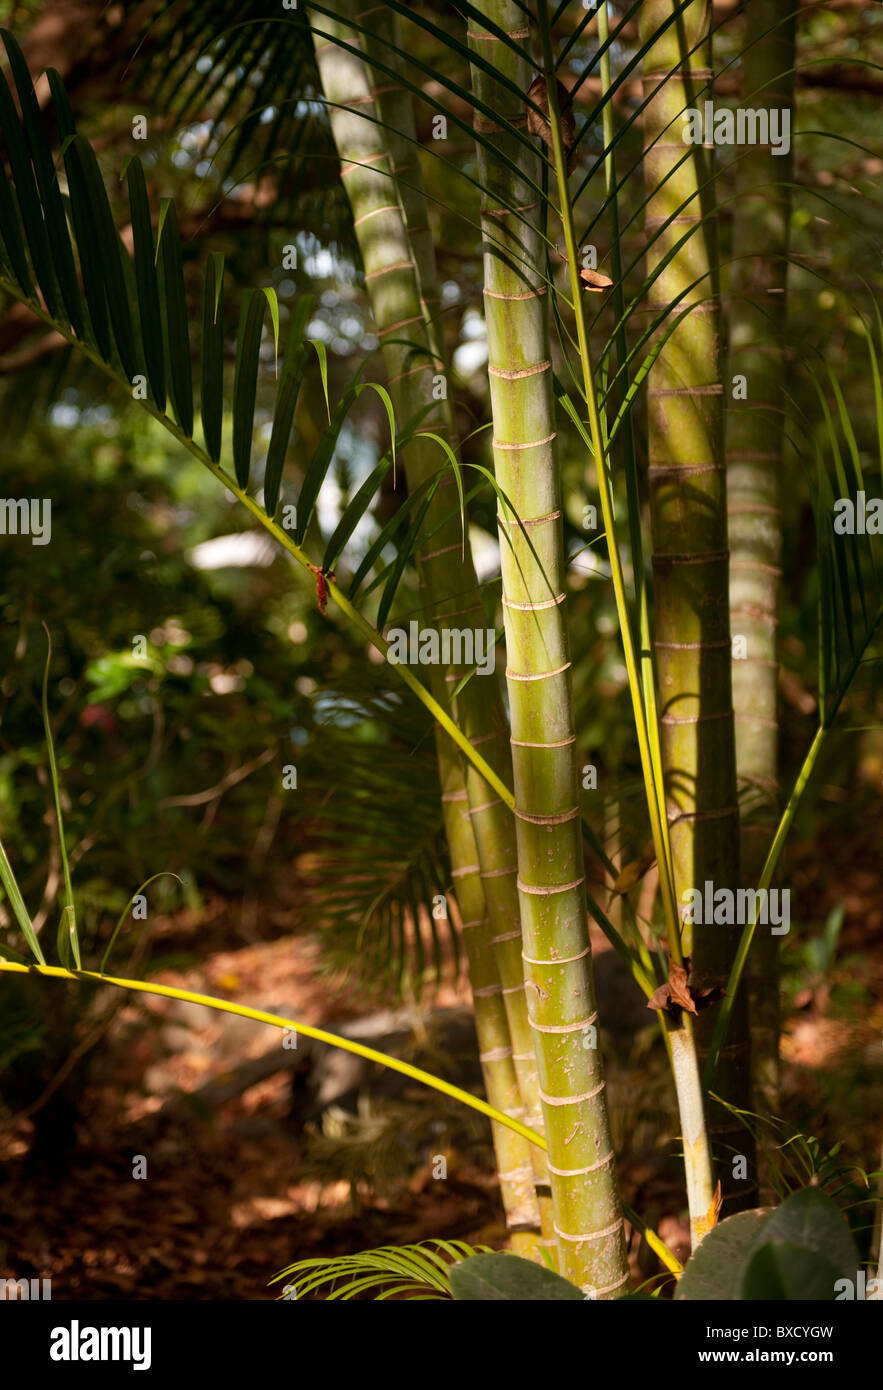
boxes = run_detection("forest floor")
[1,810,881,1300]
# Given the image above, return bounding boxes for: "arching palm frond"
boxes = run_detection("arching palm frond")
[272,1238,488,1301]
[126,0,326,192]
[0,31,446,630]
[807,337,883,727]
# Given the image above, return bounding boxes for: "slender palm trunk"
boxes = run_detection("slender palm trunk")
[351,43,557,1251]
[435,731,542,1252]
[639,0,754,1207]
[727,0,796,1121]
[582,1,716,1246]
[309,2,552,1251]
[468,1,629,1296]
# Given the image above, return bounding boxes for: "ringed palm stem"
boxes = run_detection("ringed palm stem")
[726,0,797,1126]
[435,730,543,1253]
[369,39,545,1249]
[538,0,716,1253]
[590,0,717,1241]
[468,1,630,1296]
[309,0,556,1253]
[352,37,555,1236]
[638,0,754,1212]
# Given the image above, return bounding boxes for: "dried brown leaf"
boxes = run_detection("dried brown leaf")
[646,956,719,1017]
[526,75,577,174]
[580,267,614,292]
[667,960,697,1014]
[647,981,672,1013]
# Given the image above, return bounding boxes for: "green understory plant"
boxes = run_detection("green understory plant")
[0,648,544,1151]
[0,648,681,1273]
[275,1185,872,1302]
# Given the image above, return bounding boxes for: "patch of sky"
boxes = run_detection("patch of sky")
[294,99,325,119]
[453,306,488,376]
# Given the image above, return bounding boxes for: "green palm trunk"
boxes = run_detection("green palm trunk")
[309,2,553,1250]
[639,0,754,1204]
[358,33,442,348]
[727,0,796,1119]
[356,56,561,1239]
[435,730,542,1250]
[468,2,629,1296]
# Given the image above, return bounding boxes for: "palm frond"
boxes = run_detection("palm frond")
[0,35,527,816]
[707,1101,877,1215]
[126,1,352,250]
[127,2,322,182]
[294,668,454,999]
[272,1238,489,1301]
[0,34,441,622]
[804,345,883,726]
